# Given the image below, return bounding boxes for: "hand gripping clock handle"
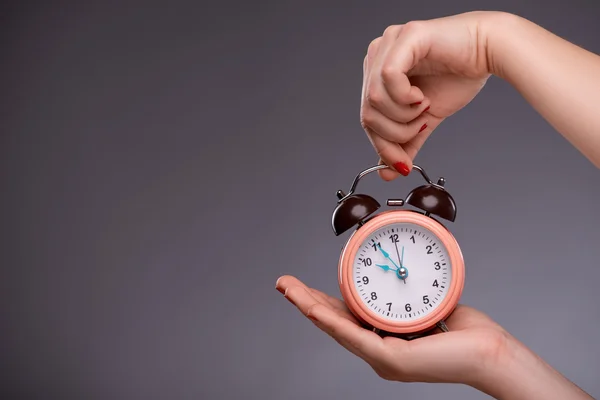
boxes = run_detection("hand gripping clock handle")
[337,164,434,203]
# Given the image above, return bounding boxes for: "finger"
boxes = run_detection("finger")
[307,288,351,315]
[361,38,381,110]
[365,71,430,123]
[284,285,389,362]
[276,275,358,321]
[362,42,414,177]
[382,21,433,105]
[366,36,382,66]
[377,158,401,181]
[400,112,444,159]
[366,26,425,118]
[361,102,429,144]
[365,127,413,176]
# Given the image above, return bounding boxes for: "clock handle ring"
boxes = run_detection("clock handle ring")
[336,163,434,203]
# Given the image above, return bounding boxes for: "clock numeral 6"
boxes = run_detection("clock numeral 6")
[423,295,429,304]
[361,258,372,266]
[371,292,377,300]
[434,261,441,270]
[404,303,411,312]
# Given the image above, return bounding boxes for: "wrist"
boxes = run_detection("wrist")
[480,11,525,78]
[465,332,524,398]
[468,332,592,399]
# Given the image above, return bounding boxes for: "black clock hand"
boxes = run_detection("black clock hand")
[393,239,407,284]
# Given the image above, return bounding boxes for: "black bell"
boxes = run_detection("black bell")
[331,193,380,236]
[405,183,457,222]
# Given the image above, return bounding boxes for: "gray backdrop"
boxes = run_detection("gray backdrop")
[2,0,599,399]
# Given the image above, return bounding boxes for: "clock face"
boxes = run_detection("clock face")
[352,222,451,322]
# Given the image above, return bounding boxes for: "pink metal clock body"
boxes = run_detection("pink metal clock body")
[337,210,465,335]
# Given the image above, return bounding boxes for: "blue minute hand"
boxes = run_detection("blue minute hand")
[377,243,400,269]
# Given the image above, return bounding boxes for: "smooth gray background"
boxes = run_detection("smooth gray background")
[1,0,599,399]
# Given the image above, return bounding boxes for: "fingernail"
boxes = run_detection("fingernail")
[411,101,422,105]
[307,314,319,322]
[423,106,430,113]
[393,162,410,176]
[419,123,428,133]
[275,277,285,294]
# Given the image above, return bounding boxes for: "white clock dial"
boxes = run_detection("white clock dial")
[352,222,451,321]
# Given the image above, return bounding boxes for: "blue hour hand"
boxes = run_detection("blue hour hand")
[375,264,396,272]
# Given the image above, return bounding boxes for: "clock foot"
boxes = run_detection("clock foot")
[436,320,449,332]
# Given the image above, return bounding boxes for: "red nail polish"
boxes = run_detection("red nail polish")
[393,162,410,176]
[276,286,285,295]
[411,101,422,105]
[423,106,430,112]
[419,123,428,133]
[307,314,319,322]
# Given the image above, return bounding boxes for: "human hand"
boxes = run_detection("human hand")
[360,11,496,180]
[276,275,595,398]
[275,275,509,386]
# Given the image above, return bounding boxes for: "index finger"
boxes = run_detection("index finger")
[362,43,415,177]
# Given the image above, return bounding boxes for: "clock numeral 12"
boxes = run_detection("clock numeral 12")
[389,234,398,243]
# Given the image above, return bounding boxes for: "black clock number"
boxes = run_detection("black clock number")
[386,302,392,311]
[433,279,439,287]
[410,235,415,243]
[371,242,380,251]
[362,276,369,284]
[426,245,433,254]
[389,234,399,243]
[371,292,377,300]
[423,295,430,304]
[405,303,412,312]
[361,258,372,266]
[434,261,441,270]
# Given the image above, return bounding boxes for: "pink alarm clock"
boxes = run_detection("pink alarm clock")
[331,164,465,337]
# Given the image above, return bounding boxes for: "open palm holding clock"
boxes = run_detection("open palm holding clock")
[276,10,600,400]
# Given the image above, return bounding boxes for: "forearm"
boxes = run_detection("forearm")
[483,12,600,168]
[472,336,592,400]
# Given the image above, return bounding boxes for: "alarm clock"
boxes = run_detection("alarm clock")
[331,164,465,337]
